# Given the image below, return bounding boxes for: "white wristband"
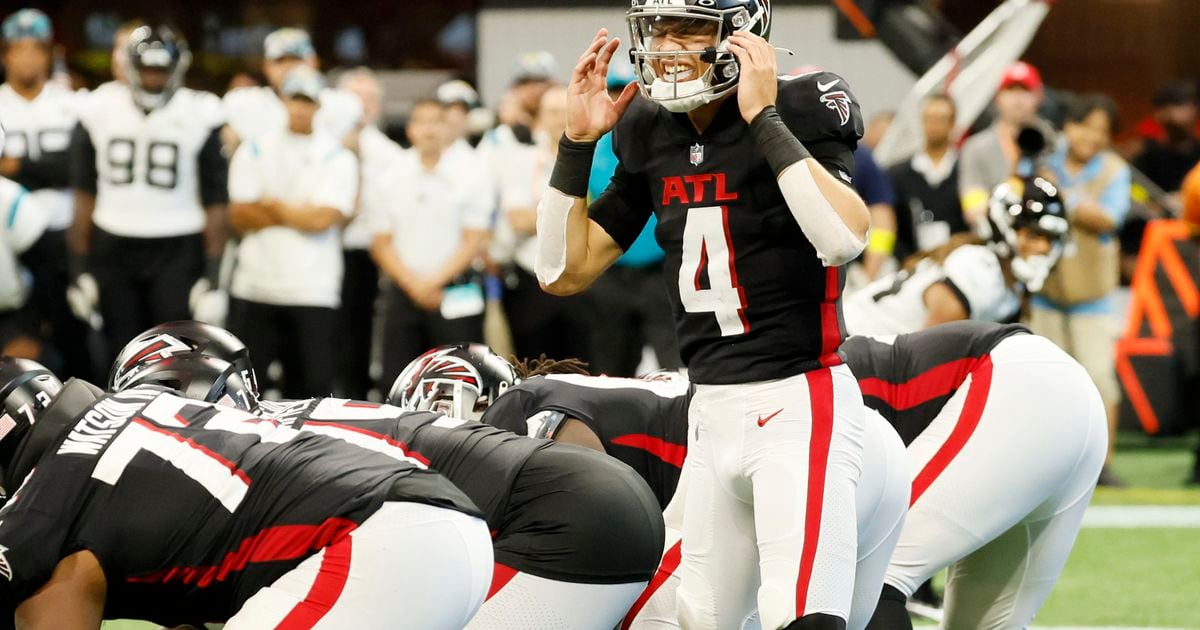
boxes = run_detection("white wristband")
[535,187,575,285]
[778,162,866,267]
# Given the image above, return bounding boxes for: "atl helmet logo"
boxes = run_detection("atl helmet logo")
[115,334,193,389]
[820,90,852,126]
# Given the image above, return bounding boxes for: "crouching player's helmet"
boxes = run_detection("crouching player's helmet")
[627,0,771,113]
[389,344,518,421]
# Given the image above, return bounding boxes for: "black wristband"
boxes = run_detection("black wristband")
[750,106,812,177]
[549,135,598,199]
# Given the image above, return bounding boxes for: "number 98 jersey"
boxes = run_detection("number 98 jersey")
[73,82,227,239]
[589,72,864,385]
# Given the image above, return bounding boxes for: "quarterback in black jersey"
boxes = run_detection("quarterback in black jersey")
[0,358,491,629]
[537,1,871,628]
[839,322,1106,629]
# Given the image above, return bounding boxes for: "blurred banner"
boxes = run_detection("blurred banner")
[1116,219,1199,436]
[873,0,1051,168]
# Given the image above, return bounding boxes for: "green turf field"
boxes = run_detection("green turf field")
[103,434,1200,630]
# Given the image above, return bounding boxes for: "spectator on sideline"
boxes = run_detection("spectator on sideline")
[371,99,490,386]
[888,94,967,261]
[959,61,1046,227]
[227,67,358,398]
[335,67,406,399]
[0,9,92,378]
[585,63,680,376]
[492,86,593,364]
[854,144,898,283]
[1134,81,1200,198]
[1030,94,1130,486]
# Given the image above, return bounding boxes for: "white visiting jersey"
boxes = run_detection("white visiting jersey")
[0,82,79,230]
[0,177,49,310]
[222,85,363,144]
[843,244,1020,336]
[76,82,224,238]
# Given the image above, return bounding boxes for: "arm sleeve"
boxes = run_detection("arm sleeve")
[68,123,98,194]
[15,149,71,191]
[198,126,230,206]
[227,143,262,203]
[312,151,359,216]
[480,389,534,435]
[587,162,653,252]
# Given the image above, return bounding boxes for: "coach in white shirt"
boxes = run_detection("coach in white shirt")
[370,98,490,386]
[227,67,358,398]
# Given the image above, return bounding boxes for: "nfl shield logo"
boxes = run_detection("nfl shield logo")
[690,143,705,166]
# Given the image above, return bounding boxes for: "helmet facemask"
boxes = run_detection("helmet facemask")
[982,180,1070,293]
[627,4,764,113]
[125,32,191,111]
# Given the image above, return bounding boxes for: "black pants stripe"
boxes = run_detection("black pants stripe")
[337,249,379,399]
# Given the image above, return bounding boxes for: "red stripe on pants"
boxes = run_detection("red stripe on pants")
[276,533,354,629]
[796,368,835,617]
[621,539,683,630]
[910,356,994,506]
[486,563,520,600]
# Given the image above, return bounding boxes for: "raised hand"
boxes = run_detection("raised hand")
[565,28,639,143]
[726,32,778,123]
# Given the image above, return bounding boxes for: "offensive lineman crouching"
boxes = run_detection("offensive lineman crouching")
[0,358,492,628]
[113,330,666,630]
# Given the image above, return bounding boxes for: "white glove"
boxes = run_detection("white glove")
[189,278,229,326]
[66,273,103,330]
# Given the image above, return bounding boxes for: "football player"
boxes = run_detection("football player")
[841,321,1106,629]
[842,178,1070,336]
[68,25,228,365]
[414,353,909,630]
[221,27,362,147]
[537,1,872,627]
[0,9,92,377]
[114,336,667,630]
[0,357,491,628]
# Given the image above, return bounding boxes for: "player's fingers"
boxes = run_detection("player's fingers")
[728,35,758,67]
[595,37,622,80]
[572,52,600,84]
[576,34,609,69]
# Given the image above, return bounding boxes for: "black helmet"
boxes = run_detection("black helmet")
[116,354,256,412]
[110,321,258,403]
[982,177,1071,292]
[125,24,191,110]
[0,357,63,479]
[388,344,518,421]
[627,0,771,112]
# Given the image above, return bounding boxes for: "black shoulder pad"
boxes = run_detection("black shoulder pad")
[5,379,106,489]
[776,71,864,147]
[612,93,661,172]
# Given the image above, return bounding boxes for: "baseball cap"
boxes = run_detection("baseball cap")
[513,51,557,84]
[280,66,324,101]
[264,27,314,61]
[437,80,480,108]
[2,9,52,44]
[999,61,1043,92]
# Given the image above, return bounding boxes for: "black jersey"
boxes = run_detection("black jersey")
[260,398,553,530]
[482,375,692,508]
[589,72,864,385]
[0,388,477,625]
[840,321,1030,445]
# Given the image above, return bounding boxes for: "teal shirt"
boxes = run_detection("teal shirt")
[589,132,664,268]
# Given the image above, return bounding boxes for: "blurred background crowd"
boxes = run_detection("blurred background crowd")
[3,0,1200,486]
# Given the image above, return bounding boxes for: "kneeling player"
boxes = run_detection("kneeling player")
[0,357,491,628]
[116,338,666,630]
[841,322,1107,629]
[421,352,910,629]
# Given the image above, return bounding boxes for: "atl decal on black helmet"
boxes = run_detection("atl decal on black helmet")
[113,334,192,390]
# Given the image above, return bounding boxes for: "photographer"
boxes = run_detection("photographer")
[960,62,1049,227]
[1028,94,1130,486]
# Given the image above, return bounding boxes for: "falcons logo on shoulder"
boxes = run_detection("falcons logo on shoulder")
[820,90,852,126]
